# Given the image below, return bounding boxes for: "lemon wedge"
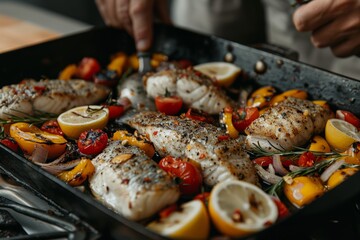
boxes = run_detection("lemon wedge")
[194,62,241,87]
[325,119,360,152]
[208,180,278,238]
[147,200,210,240]
[57,105,109,139]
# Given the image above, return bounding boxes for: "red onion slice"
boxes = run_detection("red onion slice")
[320,159,345,182]
[29,144,48,163]
[255,164,282,184]
[272,154,289,176]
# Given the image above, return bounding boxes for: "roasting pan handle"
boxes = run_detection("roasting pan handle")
[251,43,299,61]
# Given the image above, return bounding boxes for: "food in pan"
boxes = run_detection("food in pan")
[0,78,110,120]
[127,111,258,186]
[1,52,360,239]
[89,140,180,221]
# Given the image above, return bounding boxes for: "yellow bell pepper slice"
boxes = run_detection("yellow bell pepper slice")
[107,52,128,75]
[58,64,78,80]
[309,135,331,153]
[57,158,95,186]
[270,89,308,106]
[327,167,358,190]
[10,122,67,159]
[112,130,155,158]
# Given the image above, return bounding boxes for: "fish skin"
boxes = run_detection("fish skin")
[127,111,259,186]
[245,105,314,152]
[89,140,180,221]
[0,79,110,119]
[143,68,234,114]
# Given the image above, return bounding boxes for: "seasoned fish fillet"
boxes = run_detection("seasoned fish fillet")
[143,68,234,114]
[89,141,179,221]
[276,97,333,134]
[0,79,110,119]
[127,111,259,186]
[245,106,314,151]
[245,97,332,152]
[117,73,155,111]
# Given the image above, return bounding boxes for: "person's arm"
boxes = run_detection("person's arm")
[95,0,171,51]
[292,0,360,57]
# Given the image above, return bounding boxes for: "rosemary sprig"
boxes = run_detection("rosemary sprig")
[267,157,341,197]
[249,142,342,159]
[0,109,58,138]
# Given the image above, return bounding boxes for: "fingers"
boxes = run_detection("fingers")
[293,0,354,32]
[330,32,360,57]
[130,0,154,51]
[155,0,172,24]
[115,0,133,35]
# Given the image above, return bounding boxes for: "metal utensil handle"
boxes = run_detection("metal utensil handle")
[137,52,152,75]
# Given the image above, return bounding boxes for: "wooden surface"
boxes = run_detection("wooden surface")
[0,14,59,53]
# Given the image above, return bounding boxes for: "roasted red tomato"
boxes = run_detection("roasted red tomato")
[272,197,290,219]
[297,151,316,167]
[232,107,259,132]
[0,138,19,152]
[106,105,125,120]
[41,120,64,136]
[159,156,202,196]
[194,192,210,206]
[77,129,108,156]
[185,108,208,122]
[336,110,360,129]
[77,57,101,81]
[155,96,183,115]
[176,59,192,69]
[253,156,273,167]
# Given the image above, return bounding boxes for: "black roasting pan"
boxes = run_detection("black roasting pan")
[0,25,359,240]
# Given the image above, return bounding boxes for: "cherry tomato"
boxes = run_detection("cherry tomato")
[41,120,64,136]
[184,108,211,122]
[336,110,360,129]
[93,69,118,87]
[77,129,108,156]
[232,107,259,132]
[155,96,183,115]
[106,105,125,120]
[194,192,210,206]
[0,138,19,152]
[253,156,273,167]
[159,156,202,196]
[176,59,192,69]
[297,151,316,167]
[272,197,290,219]
[77,57,101,81]
[159,203,178,219]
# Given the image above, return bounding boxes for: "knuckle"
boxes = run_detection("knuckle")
[130,1,147,16]
[293,12,307,32]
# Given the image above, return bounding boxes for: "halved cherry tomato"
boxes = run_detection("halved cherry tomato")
[176,59,192,69]
[0,138,19,152]
[184,108,211,122]
[77,57,101,81]
[232,107,259,132]
[77,129,108,156]
[159,156,202,196]
[253,156,273,167]
[297,151,316,167]
[272,197,289,219]
[159,203,178,219]
[155,96,183,115]
[336,110,360,129]
[107,105,125,120]
[194,192,210,206]
[41,120,63,136]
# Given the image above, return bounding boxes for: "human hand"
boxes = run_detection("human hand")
[293,0,360,57]
[96,0,171,51]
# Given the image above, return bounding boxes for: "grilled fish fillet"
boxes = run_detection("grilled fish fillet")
[0,79,110,119]
[245,97,331,151]
[127,111,259,186]
[143,68,234,114]
[89,140,179,221]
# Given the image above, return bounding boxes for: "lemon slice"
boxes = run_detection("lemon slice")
[325,119,360,152]
[147,200,210,239]
[57,105,109,139]
[209,180,278,237]
[194,62,241,87]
